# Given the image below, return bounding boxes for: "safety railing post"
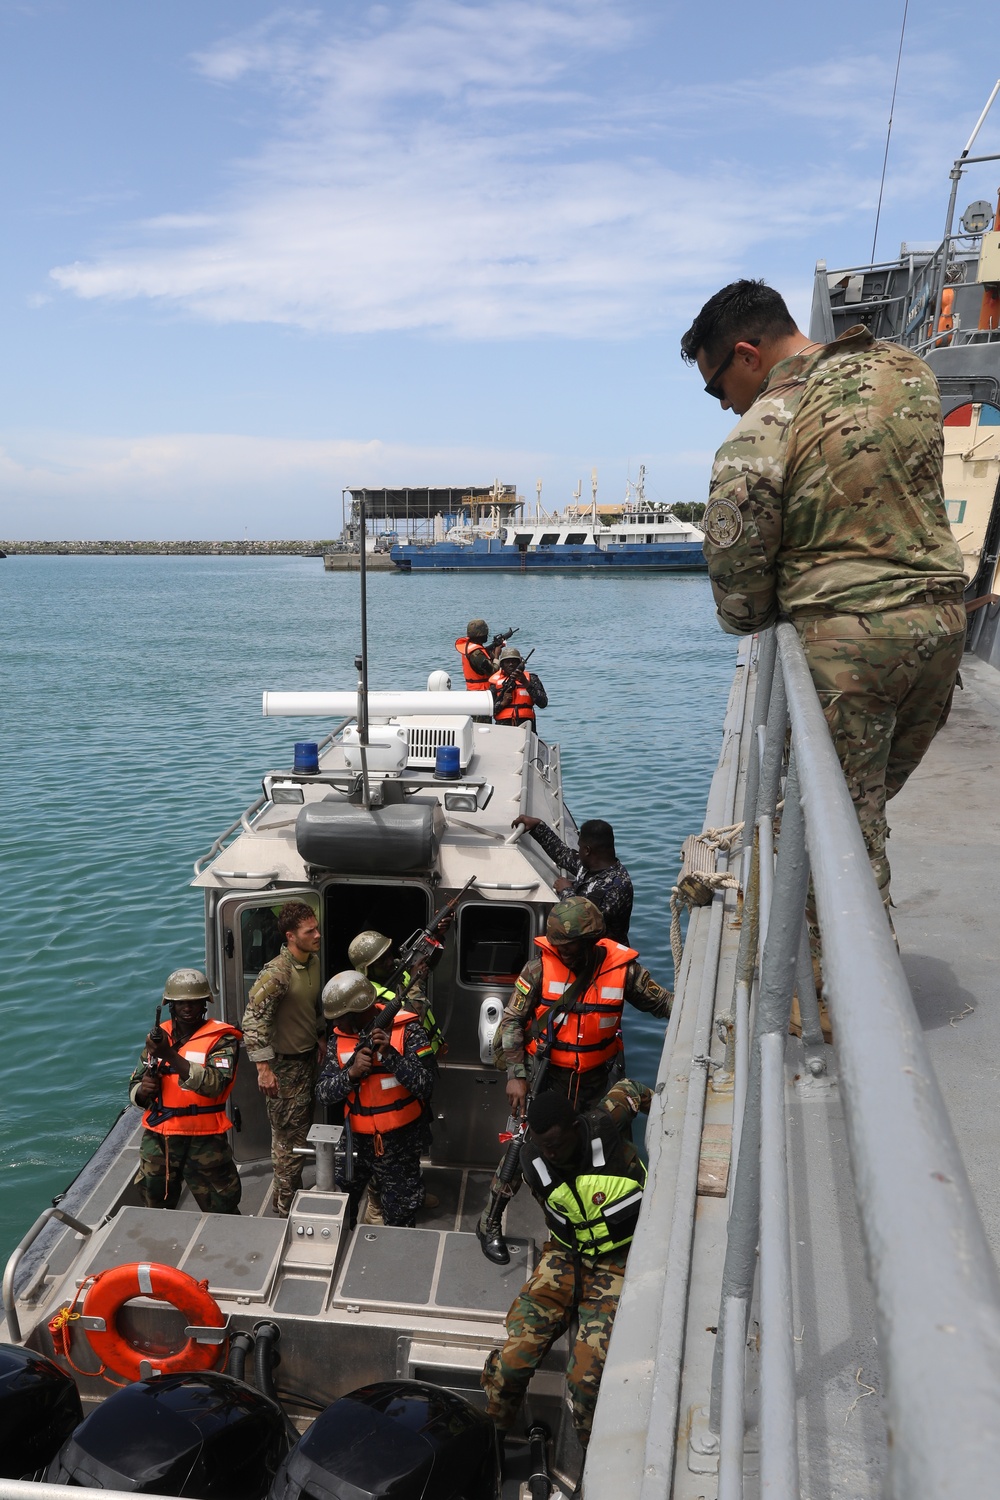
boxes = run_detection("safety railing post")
[709,656,788,1434]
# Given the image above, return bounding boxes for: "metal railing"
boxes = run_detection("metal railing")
[712,623,1000,1498]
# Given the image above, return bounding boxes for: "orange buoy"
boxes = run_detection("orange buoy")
[81,1262,226,1382]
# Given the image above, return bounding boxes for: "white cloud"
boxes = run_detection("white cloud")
[47,1,954,339]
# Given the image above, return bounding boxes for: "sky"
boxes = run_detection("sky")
[2,0,1000,539]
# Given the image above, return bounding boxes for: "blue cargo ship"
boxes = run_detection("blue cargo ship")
[390,497,707,573]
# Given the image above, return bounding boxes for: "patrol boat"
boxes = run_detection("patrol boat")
[0,655,597,1494]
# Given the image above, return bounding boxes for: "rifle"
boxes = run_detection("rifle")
[144,1002,167,1082]
[351,876,476,1060]
[488,624,519,654]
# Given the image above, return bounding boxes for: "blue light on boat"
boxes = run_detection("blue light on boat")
[434,745,461,779]
[294,741,320,774]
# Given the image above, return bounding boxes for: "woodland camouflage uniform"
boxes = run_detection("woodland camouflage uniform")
[243,946,324,1215]
[481,1080,651,1446]
[701,324,967,907]
[128,1032,241,1213]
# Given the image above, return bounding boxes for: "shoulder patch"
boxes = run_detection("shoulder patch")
[514,976,532,996]
[703,497,743,548]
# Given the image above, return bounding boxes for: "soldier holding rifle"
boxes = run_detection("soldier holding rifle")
[129,968,242,1214]
[477,897,670,1262]
[316,972,435,1228]
[454,618,517,689]
[489,646,548,727]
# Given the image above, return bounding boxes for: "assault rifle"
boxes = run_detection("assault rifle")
[144,1002,168,1082]
[493,647,535,707]
[489,624,519,654]
[351,876,476,1060]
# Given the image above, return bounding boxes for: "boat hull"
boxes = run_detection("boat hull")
[391,540,707,571]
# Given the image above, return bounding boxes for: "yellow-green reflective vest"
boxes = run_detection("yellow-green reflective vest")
[529,1136,646,1258]
[372,975,444,1055]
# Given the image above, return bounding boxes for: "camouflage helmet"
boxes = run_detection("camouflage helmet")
[499,646,523,665]
[162,968,212,1003]
[467,618,489,642]
[348,930,392,972]
[546,897,605,944]
[322,970,377,1022]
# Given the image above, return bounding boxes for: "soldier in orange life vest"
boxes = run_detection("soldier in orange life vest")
[489,647,548,727]
[477,898,670,1260]
[454,618,497,689]
[315,971,436,1228]
[129,968,242,1214]
[498,897,671,1114]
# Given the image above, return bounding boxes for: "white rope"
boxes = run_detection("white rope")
[669,871,741,976]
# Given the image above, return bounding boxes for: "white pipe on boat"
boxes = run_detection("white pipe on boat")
[262,690,494,718]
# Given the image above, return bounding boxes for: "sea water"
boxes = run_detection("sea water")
[1,555,736,1257]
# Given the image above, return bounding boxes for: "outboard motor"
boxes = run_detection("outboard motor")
[46,1370,288,1496]
[269,1380,500,1500]
[0,1343,82,1479]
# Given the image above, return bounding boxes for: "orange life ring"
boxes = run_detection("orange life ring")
[81,1261,227,1382]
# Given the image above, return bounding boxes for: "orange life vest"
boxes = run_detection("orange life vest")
[525,938,639,1072]
[334,1011,424,1135]
[455,636,493,688]
[142,1018,241,1136]
[489,667,536,726]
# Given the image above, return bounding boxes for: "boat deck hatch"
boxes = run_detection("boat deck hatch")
[82,1208,287,1303]
[334,1227,533,1318]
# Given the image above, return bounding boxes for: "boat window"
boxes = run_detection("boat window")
[564,532,587,544]
[322,883,431,975]
[459,903,532,985]
[539,533,560,546]
[513,533,533,547]
[618,534,628,542]
[239,897,320,1005]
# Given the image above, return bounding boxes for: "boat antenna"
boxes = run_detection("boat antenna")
[870,0,909,264]
[356,492,372,811]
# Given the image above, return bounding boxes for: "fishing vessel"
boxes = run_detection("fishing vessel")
[390,470,707,573]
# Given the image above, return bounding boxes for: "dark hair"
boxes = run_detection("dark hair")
[680,279,798,366]
[277,900,316,939]
[527,1090,577,1134]
[579,819,615,854]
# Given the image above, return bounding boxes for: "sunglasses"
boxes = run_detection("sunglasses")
[704,339,760,401]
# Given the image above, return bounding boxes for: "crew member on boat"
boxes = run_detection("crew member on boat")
[477,897,669,1261]
[481,1080,651,1450]
[316,972,436,1229]
[681,279,967,955]
[346,928,444,1224]
[129,968,241,1214]
[490,646,548,727]
[454,618,498,688]
[511,815,634,942]
[243,901,325,1217]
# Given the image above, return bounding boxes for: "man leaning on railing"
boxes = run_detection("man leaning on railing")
[681,278,967,977]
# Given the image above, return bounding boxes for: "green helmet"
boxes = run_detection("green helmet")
[499,646,522,665]
[322,970,377,1022]
[546,897,605,943]
[162,968,212,1003]
[467,619,489,642]
[348,930,392,972]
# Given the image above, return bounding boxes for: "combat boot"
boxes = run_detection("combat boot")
[476,1202,510,1265]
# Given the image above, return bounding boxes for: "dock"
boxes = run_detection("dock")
[323,551,396,571]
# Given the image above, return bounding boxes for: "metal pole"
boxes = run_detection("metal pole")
[740,629,776,892]
[357,493,371,810]
[755,663,786,964]
[933,80,1000,330]
[777,623,1000,1500]
[717,1293,749,1500]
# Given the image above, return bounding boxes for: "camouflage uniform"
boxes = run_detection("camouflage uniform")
[479,948,669,1232]
[701,325,967,908]
[128,1032,241,1214]
[243,946,324,1215]
[315,1017,436,1228]
[481,1081,651,1446]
